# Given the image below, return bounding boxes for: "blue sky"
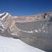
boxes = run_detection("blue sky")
[0,0,52,16]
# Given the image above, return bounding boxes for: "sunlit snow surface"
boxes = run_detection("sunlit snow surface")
[0,36,45,52]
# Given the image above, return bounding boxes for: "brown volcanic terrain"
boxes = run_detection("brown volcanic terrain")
[13,15,43,23]
[13,12,52,23]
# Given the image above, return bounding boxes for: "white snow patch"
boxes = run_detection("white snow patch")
[1,13,8,20]
[34,29,38,33]
[0,13,5,16]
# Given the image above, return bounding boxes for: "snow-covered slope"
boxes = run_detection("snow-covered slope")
[0,36,45,52]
